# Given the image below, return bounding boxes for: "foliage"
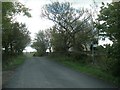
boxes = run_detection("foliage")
[31,31,48,56]
[48,55,119,86]
[97,2,120,42]
[44,29,52,53]
[50,26,68,52]
[2,2,31,62]
[42,2,94,52]
[3,55,27,71]
[96,1,120,77]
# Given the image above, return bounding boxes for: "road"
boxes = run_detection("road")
[3,57,116,88]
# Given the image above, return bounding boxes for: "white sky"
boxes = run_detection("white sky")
[17,0,112,52]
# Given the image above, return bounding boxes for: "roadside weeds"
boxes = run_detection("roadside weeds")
[48,55,120,87]
[2,55,27,86]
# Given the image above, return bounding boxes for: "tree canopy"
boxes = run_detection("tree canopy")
[31,30,48,56]
[96,1,120,77]
[42,2,94,52]
[2,2,31,61]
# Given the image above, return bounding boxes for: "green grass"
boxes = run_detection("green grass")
[3,55,27,71]
[48,55,119,86]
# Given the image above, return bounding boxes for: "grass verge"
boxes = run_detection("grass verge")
[48,55,119,87]
[3,55,27,71]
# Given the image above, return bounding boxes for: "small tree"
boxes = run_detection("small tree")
[31,31,47,56]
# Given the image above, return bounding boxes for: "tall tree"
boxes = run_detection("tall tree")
[42,2,93,52]
[2,2,31,60]
[96,2,120,77]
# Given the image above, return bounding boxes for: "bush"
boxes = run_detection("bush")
[49,51,92,64]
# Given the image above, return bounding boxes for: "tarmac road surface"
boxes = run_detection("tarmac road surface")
[3,57,117,88]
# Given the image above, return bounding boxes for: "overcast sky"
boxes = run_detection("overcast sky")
[17,0,112,52]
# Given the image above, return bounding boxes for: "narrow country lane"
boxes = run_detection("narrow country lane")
[3,57,116,88]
